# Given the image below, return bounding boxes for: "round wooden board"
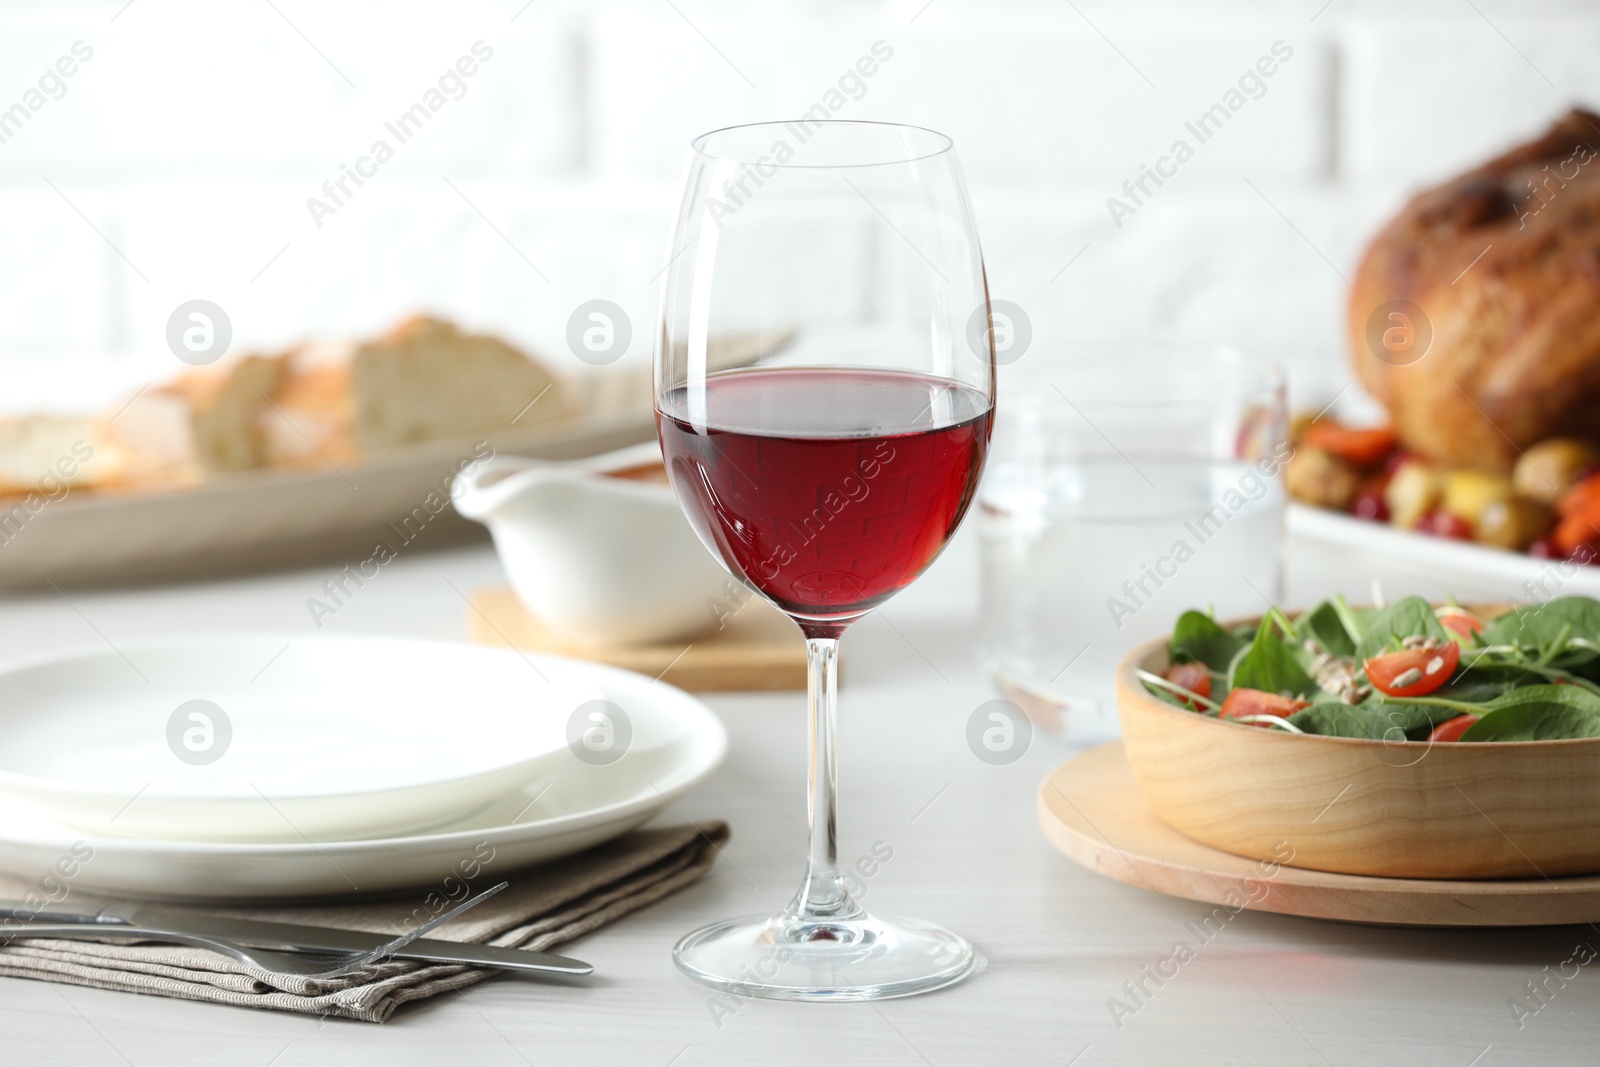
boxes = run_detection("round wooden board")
[1038,742,1600,927]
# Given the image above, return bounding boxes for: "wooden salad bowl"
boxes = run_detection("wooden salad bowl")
[1116,610,1600,880]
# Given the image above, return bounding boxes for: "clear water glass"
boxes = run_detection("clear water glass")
[980,344,1287,741]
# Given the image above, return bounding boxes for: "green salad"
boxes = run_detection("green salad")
[1143,596,1600,742]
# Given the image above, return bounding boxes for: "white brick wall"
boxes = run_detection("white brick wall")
[0,0,1595,412]
[1341,15,1600,182]
[591,9,1332,182]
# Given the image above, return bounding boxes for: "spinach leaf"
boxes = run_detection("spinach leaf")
[1461,705,1600,740]
[1362,700,1463,739]
[1288,704,1406,740]
[1170,610,1248,673]
[1299,600,1356,657]
[1292,692,1512,741]
[1230,616,1315,697]
[1331,595,1379,644]
[1482,683,1600,716]
[1455,655,1600,696]
[1442,685,1600,741]
[1431,678,1514,704]
[1460,692,1600,741]
[1353,596,1450,661]
[1481,598,1600,665]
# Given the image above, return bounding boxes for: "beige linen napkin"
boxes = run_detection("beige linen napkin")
[0,822,728,1023]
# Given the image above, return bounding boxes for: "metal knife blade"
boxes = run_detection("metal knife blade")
[0,900,591,976]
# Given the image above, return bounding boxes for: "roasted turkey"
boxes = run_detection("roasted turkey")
[1349,109,1600,471]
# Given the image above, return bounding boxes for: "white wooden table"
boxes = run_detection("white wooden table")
[0,528,1596,1066]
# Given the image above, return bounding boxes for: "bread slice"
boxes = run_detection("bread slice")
[0,415,127,499]
[107,354,285,480]
[260,317,562,467]
[256,340,360,470]
[352,316,562,449]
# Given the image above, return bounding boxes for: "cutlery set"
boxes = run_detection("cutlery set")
[0,898,591,979]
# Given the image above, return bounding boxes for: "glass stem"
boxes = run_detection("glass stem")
[787,635,861,926]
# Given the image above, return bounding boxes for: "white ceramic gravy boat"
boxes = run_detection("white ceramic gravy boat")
[452,442,736,645]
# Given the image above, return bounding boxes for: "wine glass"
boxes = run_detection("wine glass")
[654,120,995,1001]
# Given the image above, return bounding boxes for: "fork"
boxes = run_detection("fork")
[7,923,352,976]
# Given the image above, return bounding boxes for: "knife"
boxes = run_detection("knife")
[0,900,591,977]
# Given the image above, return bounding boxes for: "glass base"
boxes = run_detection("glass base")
[673,911,978,1002]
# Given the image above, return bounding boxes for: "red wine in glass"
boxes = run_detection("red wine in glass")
[657,367,992,628]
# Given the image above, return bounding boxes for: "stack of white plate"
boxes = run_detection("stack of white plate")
[0,636,725,901]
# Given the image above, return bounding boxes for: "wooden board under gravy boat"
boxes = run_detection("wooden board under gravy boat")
[465,585,808,691]
[1039,742,1600,927]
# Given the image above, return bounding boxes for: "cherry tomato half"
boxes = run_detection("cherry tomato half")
[1427,714,1479,743]
[1438,610,1483,639]
[1364,641,1461,698]
[1303,422,1399,469]
[1219,688,1310,725]
[1163,662,1212,706]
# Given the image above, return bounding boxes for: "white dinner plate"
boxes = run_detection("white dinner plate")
[1289,503,1600,598]
[0,636,618,843]
[0,646,726,901]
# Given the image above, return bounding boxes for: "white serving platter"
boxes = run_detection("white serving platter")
[1288,502,1600,599]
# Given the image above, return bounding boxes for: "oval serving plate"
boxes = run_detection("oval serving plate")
[1116,610,1600,880]
[0,653,726,901]
[1289,503,1600,598]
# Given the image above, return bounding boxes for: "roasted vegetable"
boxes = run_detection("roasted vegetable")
[1513,438,1600,505]
[1285,447,1360,510]
[1440,470,1515,530]
[1558,473,1600,518]
[1475,496,1552,550]
[1436,470,1549,547]
[1383,458,1443,530]
[1554,474,1600,555]
[1302,421,1398,468]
